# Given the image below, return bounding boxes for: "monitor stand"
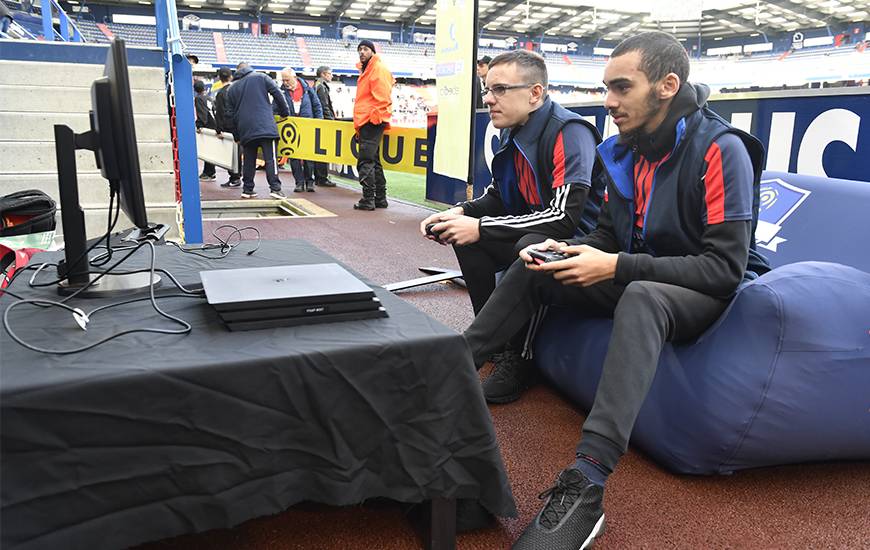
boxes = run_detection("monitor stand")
[54,123,165,298]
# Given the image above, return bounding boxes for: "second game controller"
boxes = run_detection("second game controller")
[426,222,445,242]
[527,249,572,264]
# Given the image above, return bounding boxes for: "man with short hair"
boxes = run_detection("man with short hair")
[278,69,323,193]
[314,65,336,187]
[475,55,492,109]
[224,62,290,199]
[212,67,242,187]
[353,39,394,211]
[211,66,231,95]
[463,32,769,548]
[420,49,606,403]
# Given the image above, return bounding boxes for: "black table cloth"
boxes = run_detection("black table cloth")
[1,239,515,550]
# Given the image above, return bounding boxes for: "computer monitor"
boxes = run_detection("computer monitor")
[54,38,166,295]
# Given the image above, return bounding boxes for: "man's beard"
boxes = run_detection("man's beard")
[616,89,663,144]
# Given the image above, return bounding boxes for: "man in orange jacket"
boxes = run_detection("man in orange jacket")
[353,39,394,210]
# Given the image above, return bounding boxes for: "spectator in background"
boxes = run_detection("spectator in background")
[186,54,199,83]
[212,67,241,188]
[193,80,217,181]
[476,55,492,109]
[224,62,290,199]
[353,39,394,211]
[278,69,323,193]
[211,66,230,95]
[314,66,336,187]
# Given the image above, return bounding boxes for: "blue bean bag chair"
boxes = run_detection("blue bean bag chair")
[534,172,870,474]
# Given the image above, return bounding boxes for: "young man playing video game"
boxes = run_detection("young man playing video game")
[464,32,769,548]
[420,50,605,404]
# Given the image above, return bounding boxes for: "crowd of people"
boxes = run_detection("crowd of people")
[192,39,395,209]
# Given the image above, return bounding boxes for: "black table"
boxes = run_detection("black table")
[0,239,515,550]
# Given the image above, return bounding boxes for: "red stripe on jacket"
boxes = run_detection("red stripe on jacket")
[514,149,541,206]
[552,131,566,188]
[703,142,726,224]
[633,156,664,229]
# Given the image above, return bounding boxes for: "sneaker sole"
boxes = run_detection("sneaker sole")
[579,514,605,549]
[483,391,523,405]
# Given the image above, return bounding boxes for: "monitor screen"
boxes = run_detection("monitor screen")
[91,38,149,230]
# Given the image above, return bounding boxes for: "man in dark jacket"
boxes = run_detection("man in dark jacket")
[475,55,491,109]
[224,62,290,199]
[420,50,605,402]
[313,65,336,187]
[277,69,322,193]
[212,67,241,187]
[193,80,217,181]
[463,32,769,550]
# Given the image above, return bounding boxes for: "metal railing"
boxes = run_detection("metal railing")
[40,0,85,42]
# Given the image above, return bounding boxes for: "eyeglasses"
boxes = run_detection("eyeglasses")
[482,83,536,97]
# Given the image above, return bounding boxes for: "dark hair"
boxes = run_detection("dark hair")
[611,31,690,84]
[316,65,331,77]
[193,80,206,93]
[477,55,492,66]
[217,67,232,81]
[488,50,548,89]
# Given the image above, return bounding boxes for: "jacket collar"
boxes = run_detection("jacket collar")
[498,96,553,152]
[598,112,693,200]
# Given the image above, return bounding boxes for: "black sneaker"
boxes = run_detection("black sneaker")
[220,179,241,188]
[374,199,389,208]
[199,173,216,181]
[293,185,305,193]
[353,199,375,211]
[481,350,535,404]
[316,179,336,187]
[270,190,286,199]
[513,468,605,550]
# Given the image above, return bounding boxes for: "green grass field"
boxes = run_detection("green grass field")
[333,170,451,211]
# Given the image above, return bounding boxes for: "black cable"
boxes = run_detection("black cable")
[166,224,261,259]
[3,223,257,355]
[3,241,201,355]
[45,189,122,284]
[89,192,121,267]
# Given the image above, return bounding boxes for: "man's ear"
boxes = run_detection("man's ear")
[530,83,545,104]
[658,73,681,100]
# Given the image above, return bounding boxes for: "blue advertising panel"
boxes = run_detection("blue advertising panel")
[426,89,870,205]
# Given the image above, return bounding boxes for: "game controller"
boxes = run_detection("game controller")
[425,222,445,242]
[527,249,572,264]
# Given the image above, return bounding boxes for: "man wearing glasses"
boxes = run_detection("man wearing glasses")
[420,49,606,404]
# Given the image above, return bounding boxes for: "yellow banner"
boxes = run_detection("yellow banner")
[433,0,475,181]
[275,117,428,175]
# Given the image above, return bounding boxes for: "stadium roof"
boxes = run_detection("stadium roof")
[108,0,868,40]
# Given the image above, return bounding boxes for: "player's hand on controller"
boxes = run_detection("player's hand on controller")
[420,207,463,243]
[520,239,566,266]
[540,244,618,287]
[436,215,480,246]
